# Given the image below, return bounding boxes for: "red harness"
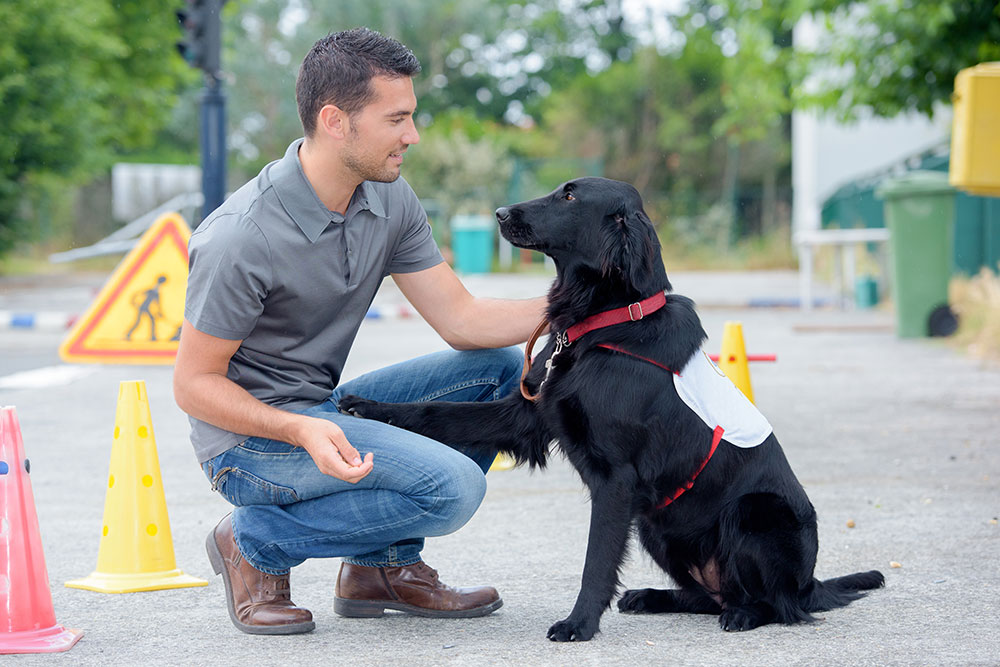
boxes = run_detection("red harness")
[520,291,723,510]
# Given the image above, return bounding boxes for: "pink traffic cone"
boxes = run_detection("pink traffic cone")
[0,406,82,654]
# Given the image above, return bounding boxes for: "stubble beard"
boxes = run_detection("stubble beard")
[343,128,402,184]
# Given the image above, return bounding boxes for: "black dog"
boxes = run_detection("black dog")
[340,177,883,642]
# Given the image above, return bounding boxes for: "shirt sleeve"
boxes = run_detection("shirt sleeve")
[185,213,273,340]
[386,179,444,275]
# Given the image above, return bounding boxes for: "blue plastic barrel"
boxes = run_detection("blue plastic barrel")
[450,214,495,273]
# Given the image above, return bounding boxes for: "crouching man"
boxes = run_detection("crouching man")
[173,27,545,634]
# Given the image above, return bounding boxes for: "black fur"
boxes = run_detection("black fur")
[339,177,884,642]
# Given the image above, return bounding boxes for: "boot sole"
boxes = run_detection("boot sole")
[334,595,503,619]
[205,528,316,635]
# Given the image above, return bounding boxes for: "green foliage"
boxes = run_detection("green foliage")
[402,109,514,221]
[801,0,1000,119]
[0,0,191,255]
[536,39,788,233]
[223,0,635,174]
[686,0,1000,122]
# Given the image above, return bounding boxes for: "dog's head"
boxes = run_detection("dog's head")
[496,177,670,297]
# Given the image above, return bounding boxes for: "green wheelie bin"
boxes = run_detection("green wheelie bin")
[876,171,958,338]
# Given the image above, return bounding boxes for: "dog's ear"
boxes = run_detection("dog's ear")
[599,198,669,293]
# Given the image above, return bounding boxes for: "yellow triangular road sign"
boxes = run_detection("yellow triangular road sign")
[59,213,190,365]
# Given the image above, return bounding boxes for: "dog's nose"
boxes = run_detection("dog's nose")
[495,207,510,223]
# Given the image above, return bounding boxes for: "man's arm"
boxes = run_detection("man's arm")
[172,320,373,482]
[392,262,547,350]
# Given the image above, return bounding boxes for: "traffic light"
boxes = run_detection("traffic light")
[176,0,222,76]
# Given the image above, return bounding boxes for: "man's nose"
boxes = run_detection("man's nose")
[403,119,420,146]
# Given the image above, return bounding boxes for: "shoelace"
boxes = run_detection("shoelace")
[264,574,291,600]
[416,562,440,582]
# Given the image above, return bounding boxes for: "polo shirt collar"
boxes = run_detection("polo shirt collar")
[270,138,388,243]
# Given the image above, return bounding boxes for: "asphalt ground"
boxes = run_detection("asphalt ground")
[1,271,998,666]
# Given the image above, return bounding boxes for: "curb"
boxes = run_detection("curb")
[363,303,419,320]
[0,305,417,331]
[0,311,78,331]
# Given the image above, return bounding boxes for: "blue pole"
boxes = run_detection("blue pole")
[199,75,226,223]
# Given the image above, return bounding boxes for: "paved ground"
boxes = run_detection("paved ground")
[1,270,998,665]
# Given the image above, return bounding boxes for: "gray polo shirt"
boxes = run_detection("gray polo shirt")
[184,138,443,462]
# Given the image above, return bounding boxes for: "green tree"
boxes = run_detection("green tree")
[801,0,1000,119]
[222,0,639,174]
[536,23,791,239]
[0,0,190,254]
[675,0,1000,121]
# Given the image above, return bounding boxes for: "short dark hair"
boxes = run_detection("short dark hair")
[295,27,421,137]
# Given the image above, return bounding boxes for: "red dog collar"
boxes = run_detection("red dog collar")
[565,291,667,343]
[520,291,669,402]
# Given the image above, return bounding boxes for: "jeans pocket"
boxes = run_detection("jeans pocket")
[211,467,300,506]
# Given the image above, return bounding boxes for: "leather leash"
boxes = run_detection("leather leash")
[520,291,668,402]
[518,289,721,510]
[520,318,550,402]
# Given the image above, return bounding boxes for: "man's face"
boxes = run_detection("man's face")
[341,75,420,183]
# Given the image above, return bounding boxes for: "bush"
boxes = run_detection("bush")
[950,268,1000,362]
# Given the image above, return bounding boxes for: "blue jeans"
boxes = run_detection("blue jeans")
[200,347,523,575]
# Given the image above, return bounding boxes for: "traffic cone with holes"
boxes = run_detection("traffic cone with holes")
[65,381,207,593]
[0,406,82,654]
[717,321,756,404]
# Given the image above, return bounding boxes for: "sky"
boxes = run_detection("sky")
[621,0,686,46]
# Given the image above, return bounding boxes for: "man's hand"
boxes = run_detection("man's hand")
[292,416,374,483]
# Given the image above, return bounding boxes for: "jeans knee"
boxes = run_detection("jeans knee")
[425,455,487,537]
[486,345,524,398]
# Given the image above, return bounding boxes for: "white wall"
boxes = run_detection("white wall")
[791,16,953,233]
[111,163,200,222]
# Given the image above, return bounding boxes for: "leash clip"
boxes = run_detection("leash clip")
[541,331,570,390]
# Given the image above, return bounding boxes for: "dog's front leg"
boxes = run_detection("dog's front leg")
[547,468,638,642]
[339,393,551,466]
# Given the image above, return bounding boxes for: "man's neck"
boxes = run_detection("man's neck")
[298,138,360,215]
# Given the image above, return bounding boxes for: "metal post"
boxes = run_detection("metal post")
[199,74,226,222]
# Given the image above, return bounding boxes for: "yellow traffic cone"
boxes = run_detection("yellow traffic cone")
[66,381,207,593]
[718,321,755,404]
[489,453,517,471]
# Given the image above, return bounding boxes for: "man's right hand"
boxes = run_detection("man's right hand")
[174,320,374,483]
[292,416,374,483]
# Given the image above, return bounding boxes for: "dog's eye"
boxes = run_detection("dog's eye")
[564,191,575,201]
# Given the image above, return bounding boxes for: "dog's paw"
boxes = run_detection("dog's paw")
[338,395,381,420]
[719,606,763,632]
[547,617,598,642]
[617,589,652,614]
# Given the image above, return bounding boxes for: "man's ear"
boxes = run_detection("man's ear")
[317,104,349,140]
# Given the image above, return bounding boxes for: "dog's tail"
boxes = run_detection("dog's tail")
[801,570,885,613]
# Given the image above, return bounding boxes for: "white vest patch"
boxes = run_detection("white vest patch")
[674,350,772,448]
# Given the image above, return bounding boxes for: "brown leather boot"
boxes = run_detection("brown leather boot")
[334,561,502,618]
[205,514,315,634]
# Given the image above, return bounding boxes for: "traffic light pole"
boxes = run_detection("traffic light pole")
[200,74,226,221]
[177,0,226,223]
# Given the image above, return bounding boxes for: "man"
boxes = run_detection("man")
[173,27,546,635]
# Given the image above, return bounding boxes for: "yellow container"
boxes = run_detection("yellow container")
[949,62,1000,196]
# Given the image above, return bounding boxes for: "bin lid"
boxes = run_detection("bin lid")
[450,214,496,231]
[875,170,956,199]
[958,61,1000,79]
